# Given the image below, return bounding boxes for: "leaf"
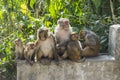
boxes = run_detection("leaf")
[0,10,3,19]
[92,0,101,13]
[21,3,27,14]
[45,21,52,27]
[30,0,36,9]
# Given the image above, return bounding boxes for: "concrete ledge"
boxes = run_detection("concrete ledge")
[17,56,120,80]
[86,55,115,61]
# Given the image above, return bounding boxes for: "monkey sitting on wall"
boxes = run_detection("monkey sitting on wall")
[34,27,59,64]
[67,32,85,62]
[24,42,35,65]
[14,38,25,60]
[54,18,72,58]
[80,30,100,57]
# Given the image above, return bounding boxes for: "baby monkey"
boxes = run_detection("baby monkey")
[14,38,24,60]
[67,32,85,62]
[80,30,100,57]
[24,42,35,65]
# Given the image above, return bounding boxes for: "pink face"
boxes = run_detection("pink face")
[57,18,70,29]
[64,20,69,25]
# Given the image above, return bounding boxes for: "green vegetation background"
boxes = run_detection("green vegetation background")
[0,0,120,80]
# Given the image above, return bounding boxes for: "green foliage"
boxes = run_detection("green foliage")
[0,0,120,79]
[92,0,101,13]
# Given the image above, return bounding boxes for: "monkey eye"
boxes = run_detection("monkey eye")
[39,31,43,33]
[58,20,63,24]
[32,44,35,47]
[64,20,69,25]
[30,44,34,47]
[57,20,61,24]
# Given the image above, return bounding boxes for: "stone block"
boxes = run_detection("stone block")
[109,24,120,61]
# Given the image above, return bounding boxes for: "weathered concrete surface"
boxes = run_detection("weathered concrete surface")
[17,60,120,80]
[109,24,120,61]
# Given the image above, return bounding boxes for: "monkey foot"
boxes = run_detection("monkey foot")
[40,59,51,65]
[25,60,34,66]
[75,57,86,63]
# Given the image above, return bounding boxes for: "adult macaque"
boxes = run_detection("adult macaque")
[34,27,58,64]
[55,18,72,57]
[14,39,24,60]
[67,32,85,62]
[80,30,100,57]
[24,42,35,64]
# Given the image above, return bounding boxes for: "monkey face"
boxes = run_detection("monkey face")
[37,28,48,41]
[30,43,35,49]
[14,39,22,46]
[71,32,80,41]
[57,45,66,51]
[57,18,70,30]
[27,42,35,50]
[80,30,86,40]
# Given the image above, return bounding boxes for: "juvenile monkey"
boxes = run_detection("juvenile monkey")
[80,30,100,57]
[24,42,35,64]
[67,32,85,62]
[14,39,24,60]
[55,18,72,57]
[34,27,58,64]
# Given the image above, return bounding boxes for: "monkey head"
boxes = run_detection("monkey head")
[57,43,66,51]
[79,30,88,40]
[26,42,35,50]
[37,27,49,41]
[14,38,23,46]
[70,32,80,41]
[57,18,70,30]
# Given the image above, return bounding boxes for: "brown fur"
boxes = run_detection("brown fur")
[67,32,84,62]
[34,27,58,64]
[80,30,100,57]
[14,39,24,60]
[24,42,35,64]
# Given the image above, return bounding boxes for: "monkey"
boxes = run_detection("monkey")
[54,18,72,58]
[56,42,67,57]
[67,32,85,62]
[14,38,24,60]
[80,30,100,57]
[34,27,59,64]
[24,42,35,65]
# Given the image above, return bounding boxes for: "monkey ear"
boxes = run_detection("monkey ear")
[18,39,22,42]
[14,40,16,44]
[57,20,60,24]
[37,29,40,32]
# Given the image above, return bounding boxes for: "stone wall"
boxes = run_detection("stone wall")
[17,24,120,80]
[17,60,120,80]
